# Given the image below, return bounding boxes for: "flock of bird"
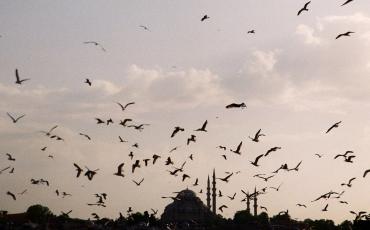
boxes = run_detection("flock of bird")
[1,0,370,223]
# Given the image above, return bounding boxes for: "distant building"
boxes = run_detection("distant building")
[161,189,216,224]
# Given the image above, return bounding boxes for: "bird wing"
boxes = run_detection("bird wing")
[15,69,20,81]
[6,113,16,122]
[363,169,370,178]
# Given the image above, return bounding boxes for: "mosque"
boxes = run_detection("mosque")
[161,169,259,223]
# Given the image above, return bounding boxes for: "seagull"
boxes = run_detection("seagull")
[95,118,105,124]
[182,174,190,181]
[83,41,106,52]
[106,118,114,125]
[114,163,125,177]
[335,32,354,40]
[143,159,150,166]
[247,30,255,34]
[5,153,15,161]
[139,25,150,31]
[91,213,100,220]
[250,154,264,167]
[227,193,236,200]
[169,146,179,153]
[39,125,58,136]
[132,160,140,173]
[341,177,356,187]
[217,173,233,183]
[171,126,185,138]
[128,151,134,160]
[61,210,72,217]
[188,154,194,161]
[350,211,367,220]
[344,155,356,163]
[6,191,16,200]
[218,205,228,212]
[217,146,227,151]
[116,102,135,111]
[270,183,283,192]
[322,204,329,212]
[187,135,196,145]
[127,123,150,131]
[165,157,174,165]
[230,141,242,155]
[249,129,265,142]
[84,167,99,180]
[0,166,11,174]
[6,113,25,123]
[201,15,210,22]
[264,147,282,156]
[315,154,323,158]
[84,78,92,86]
[363,169,370,178]
[73,163,83,178]
[193,178,199,186]
[118,136,127,143]
[119,118,133,127]
[152,154,161,165]
[326,121,342,133]
[339,200,348,204]
[41,146,47,151]
[256,174,275,182]
[195,120,208,132]
[15,69,30,84]
[225,102,246,109]
[132,178,144,186]
[297,204,307,208]
[297,1,311,16]
[288,161,302,171]
[79,133,91,140]
[334,151,353,159]
[341,0,354,6]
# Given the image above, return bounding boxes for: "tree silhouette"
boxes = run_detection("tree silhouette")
[26,204,53,224]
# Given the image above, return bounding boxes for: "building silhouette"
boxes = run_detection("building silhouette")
[206,169,217,215]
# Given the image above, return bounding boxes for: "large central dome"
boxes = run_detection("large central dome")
[161,189,215,224]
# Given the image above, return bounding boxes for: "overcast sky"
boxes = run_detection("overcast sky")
[1,0,370,224]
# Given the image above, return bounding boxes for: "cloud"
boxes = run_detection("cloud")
[322,12,370,24]
[91,79,122,95]
[124,65,232,109]
[296,24,321,45]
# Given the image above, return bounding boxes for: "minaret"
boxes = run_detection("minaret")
[206,175,211,210]
[253,187,258,216]
[246,192,251,214]
[212,169,216,214]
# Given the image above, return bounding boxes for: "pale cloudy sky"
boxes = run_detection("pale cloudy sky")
[1,0,370,224]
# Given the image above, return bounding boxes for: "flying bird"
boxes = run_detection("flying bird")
[326,121,342,133]
[363,169,370,178]
[341,0,354,6]
[152,154,161,165]
[119,118,133,127]
[84,167,99,180]
[83,41,106,52]
[225,102,246,109]
[227,192,236,200]
[139,25,150,31]
[250,154,264,167]
[247,30,255,34]
[132,160,140,173]
[116,102,135,111]
[265,147,281,156]
[5,153,15,161]
[187,135,196,145]
[171,126,185,138]
[195,120,208,132]
[217,173,233,183]
[218,205,228,212]
[79,133,91,140]
[95,118,105,124]
[297,1,311,16]
[296,204,307,208]
[73,163,83,178]
[336,32,354,40]
[114,163,125,178]
[230,141,242,155]
[315,154,323,158]
[15,69,30,84]
[288,161,302,171]
[322,204,329,212]
[0,166,11,174]
[39,125,58,136]
[201,15,210,22]
[6,191,16,200]
[182,174,190,182]
[6,112,25,123]
[132,178,144,186]
[118,136,127,143]
[341,177,356,187]
[249,129,265,142]
[84,78,92,86]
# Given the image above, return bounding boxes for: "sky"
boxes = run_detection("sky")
[1,0,370,224]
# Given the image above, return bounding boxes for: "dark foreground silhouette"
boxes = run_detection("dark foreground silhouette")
[1,204,369,230]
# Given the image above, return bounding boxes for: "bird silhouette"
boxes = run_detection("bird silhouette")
[6,191,16,200]
[132,178,144,186]
[114,163,125,177]
[182,174,190,181]
[119,118,133,127]
[5,153,15,161]
[165,157,174,165]
[340,200,349,204]
[315,154,323,158]
[217,173,233,183]
[91,213,100,220]
[230,141,242,155]
[187,135,196,145]
[171,126,185,138]
[201,15,210,22]
[249,129,265,142]
[270,183,283,192]
[79,133,91,140]
[250,154,264,167]
[227,192,236,200]
[265,147,281,156]
[106,118,114,125]
[341,0,354,6]
[84,167,99,180]
[128,123,150,131]
[73,163,83,178]
[326,121,342,133]
[322,204,329,212]
[143,158,150,167]
[84,41,106,52]
[297,1,311,16]
[84,78,92,86]
[341,177,356,187]
[39,125,58,136]
[151,209,158,215]
[256,174,275,182]
[132,160,140,173]
[195,120,208,132]
[334,150,353,159]
[61,210,72,217]
[225,102,246,109]
[350,211,367,220]
[193,178,199,186]
[128,151,134,160]
[9,167,14,173]
[217,145,227,150]
[363,169,370,178]
[336,32,354,40]
[6,112,25,123]
[296,203,307,208]
[139,25,150,31]
[41,146,47,151]
[95,118,105,124]
[188,154,194,161]
[152,154,161,165]
[116,102,135,111]
[15,69,30,84]
[118,136,127,143]
[218,205,228,212]
[221,155,227,160]
[247,30,255,34]
[344,155,356,163]
[0,166,11,174]
[288,161,302,171]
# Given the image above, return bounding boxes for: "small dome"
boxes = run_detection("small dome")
[176,189,196,199]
